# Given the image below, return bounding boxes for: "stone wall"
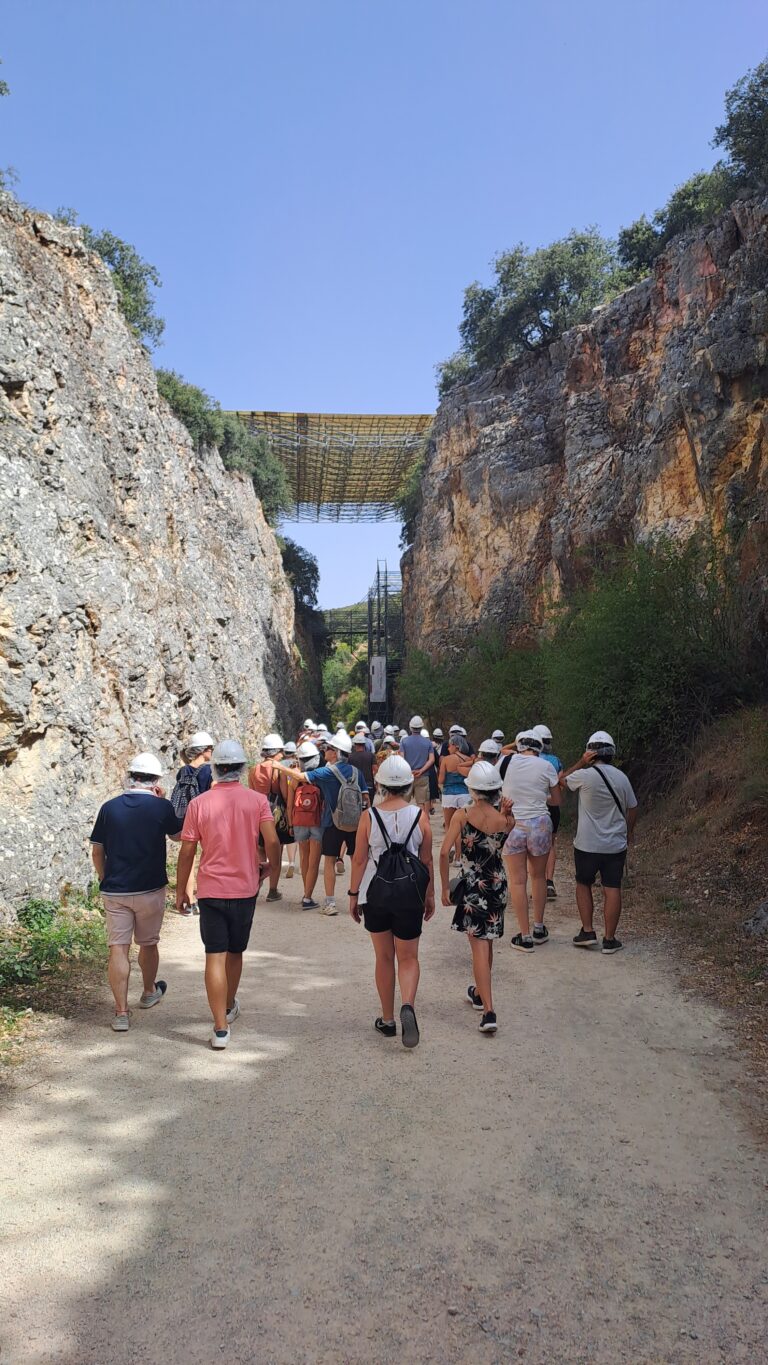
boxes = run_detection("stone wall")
[404,196,768,658]
[0,196,314,916]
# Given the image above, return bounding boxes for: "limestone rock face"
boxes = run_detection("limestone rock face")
[0,196,311,916]
[404,196,768,658]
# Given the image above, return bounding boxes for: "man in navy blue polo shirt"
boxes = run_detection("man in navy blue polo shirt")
[90,752,183,1032]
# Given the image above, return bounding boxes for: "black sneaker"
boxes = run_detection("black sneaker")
[602,937,623,955]
[479,1011,497,1033]
[466,984,484,1010]
[532,925,549,944]
[546,880,557,900]
[573,928,598,948]
[375,1017,396,1037]
[511,934,535,953]
[400,1004,420,1049]
[301,897,319,910]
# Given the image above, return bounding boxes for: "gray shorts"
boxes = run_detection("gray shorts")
[294,824,322,843]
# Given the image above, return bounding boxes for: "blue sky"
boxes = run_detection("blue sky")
[3,0,761,604]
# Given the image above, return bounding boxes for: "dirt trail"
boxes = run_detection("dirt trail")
[1,844,766,1365]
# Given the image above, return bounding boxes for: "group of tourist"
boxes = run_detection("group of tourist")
[89,713,637,1049]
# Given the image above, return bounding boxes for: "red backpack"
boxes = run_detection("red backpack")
[292,783,322,827]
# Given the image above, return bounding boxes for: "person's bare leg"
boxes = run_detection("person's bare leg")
[546,836,557,882]
[299,839,309,891]
[529,853,549,924]
[225,951,243,1009]
[108,945,131,1014]
[603,887,622,940]
[394,937,420,1006]
[469,936,493,1012]
[306,840,322,898]
[576,882,595,930]
[204,953,228,1031]
[371,931,396,1018]
[137,944,159,993]
[323,855,336,898]
[504,854,530,935]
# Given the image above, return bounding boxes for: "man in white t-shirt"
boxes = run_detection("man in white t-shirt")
[562,730,638,955]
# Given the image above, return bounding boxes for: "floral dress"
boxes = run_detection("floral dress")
[451,821,508,940]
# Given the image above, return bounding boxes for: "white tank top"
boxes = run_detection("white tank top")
[358,804,423,905]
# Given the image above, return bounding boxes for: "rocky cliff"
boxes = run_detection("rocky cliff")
[404,196,768,657]
[0,195,312,916]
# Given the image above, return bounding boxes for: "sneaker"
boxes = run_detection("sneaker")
[546,880,557,900]
[191,901,200,916]
[301,897,320,910]
[466,984,484,1011]
[285,865,295,879]
[532,924,549,944]
[210,1027,230,1049]
[573,928,598,948]
[602,937,624,955]
[266,888,282,903]
[334,859,345,876]
[510,934,535,953]
[479,1011,498,1033]
[111,1013,130,1032]
[400,1004,420,1049]
[139,980,167,1009]
[375,1017,396,1037]
[226,997,240,1025]
[321,899,338,916]
[178,904,193,917]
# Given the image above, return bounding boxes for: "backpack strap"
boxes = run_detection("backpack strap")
[593,765,626,821]
[371,806,392,849]
[404,808,422,846]
[328,762,353,787]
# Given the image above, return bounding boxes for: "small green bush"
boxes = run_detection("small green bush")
[0,901,107,995]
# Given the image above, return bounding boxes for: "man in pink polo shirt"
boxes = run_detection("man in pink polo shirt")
[176,739,280,1050]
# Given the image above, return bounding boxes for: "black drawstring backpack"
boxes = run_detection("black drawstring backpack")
[366,808,430,913]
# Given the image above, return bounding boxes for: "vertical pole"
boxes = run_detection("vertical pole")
[367,591,374,717]
[383,562,389,718]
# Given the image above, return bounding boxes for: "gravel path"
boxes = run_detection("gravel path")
[1,851,767,1364]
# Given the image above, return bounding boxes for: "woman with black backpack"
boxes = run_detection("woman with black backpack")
[348,755,434,1048]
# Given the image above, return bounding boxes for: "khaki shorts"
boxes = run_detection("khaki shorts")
[103,888,167,947]
[413,775,430,805]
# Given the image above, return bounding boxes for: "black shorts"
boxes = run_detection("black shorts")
[199,895,257,954]
[574,848,626,890]
[321,825,357,858]
[548,805,561,835]
[362,903,424,940]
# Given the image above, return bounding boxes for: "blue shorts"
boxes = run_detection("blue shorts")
[294,824,322,843]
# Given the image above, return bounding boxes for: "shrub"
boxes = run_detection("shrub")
[278,537,320,610]
[0,899,107,995]
[56,211,165,349]
[393,451,427,548]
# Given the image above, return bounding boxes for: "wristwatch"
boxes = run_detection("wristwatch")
[348,890,359,897]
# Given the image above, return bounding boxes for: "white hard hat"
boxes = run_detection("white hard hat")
[410,715,424,729]
[302,718,315,730]
[376,755,414,787]
[261,733,284,752]
[533,724,553,741]
[329,730,352,755]
[383,724,396,735]
[318,730,333,743]
[491,729,505,741]
[588,730,615,749]
[458,727,468,736]
[516,730,543,753]
[449,724,462,734]
[433,727,444,738]
[129,751,163,778]
[355,721,367,732]
[398,729,408,739]
[188,731,215,749]
[296,740,320,760]
[283,741,297,754]
[212,739,248,766]
[371,721,383,733]
[352,732,367,744]
[478,738,501,756]
[467,760,503,791]
[420,728,430,738]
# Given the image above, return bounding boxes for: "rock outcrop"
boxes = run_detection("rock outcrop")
[404,196,768,658]
[0,196,313,916]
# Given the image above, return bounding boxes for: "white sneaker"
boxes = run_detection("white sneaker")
[321,899,338,916]
[226,997,240,1024]
[210,1027,230,1049]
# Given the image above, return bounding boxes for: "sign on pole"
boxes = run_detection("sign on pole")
[369,655,387,704]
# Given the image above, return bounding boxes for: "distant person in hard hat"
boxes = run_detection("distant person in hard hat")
[533,724,563,901]
[501,730,561,951]
[177,740,281,1049]
[90,752,183,1032]
[280,742,300,881]
[354,721,375,754]
[171,730,215,916]
[290,741,325,909]
[248,733,287,902]
[350,730,376,800]
[561,732,638,955]
[286,731,366,915]
[348,755,434,1048]
[439,760,514,1035]
[438,734,474,860]
[399,716,435,813]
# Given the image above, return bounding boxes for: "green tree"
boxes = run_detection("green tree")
[435,350,477,398]
[713,55,768,186]
[56,210,165,348]
[155,369,220,446]
[393,450,426,548]
[278,537,320,609]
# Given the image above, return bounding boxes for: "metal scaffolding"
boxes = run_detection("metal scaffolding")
[320,563,403,722]
[233,411,432,522]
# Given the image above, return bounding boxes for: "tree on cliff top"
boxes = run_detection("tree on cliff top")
[55,209,165,350]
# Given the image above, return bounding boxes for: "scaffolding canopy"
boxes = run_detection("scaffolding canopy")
[233,411,433,522]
